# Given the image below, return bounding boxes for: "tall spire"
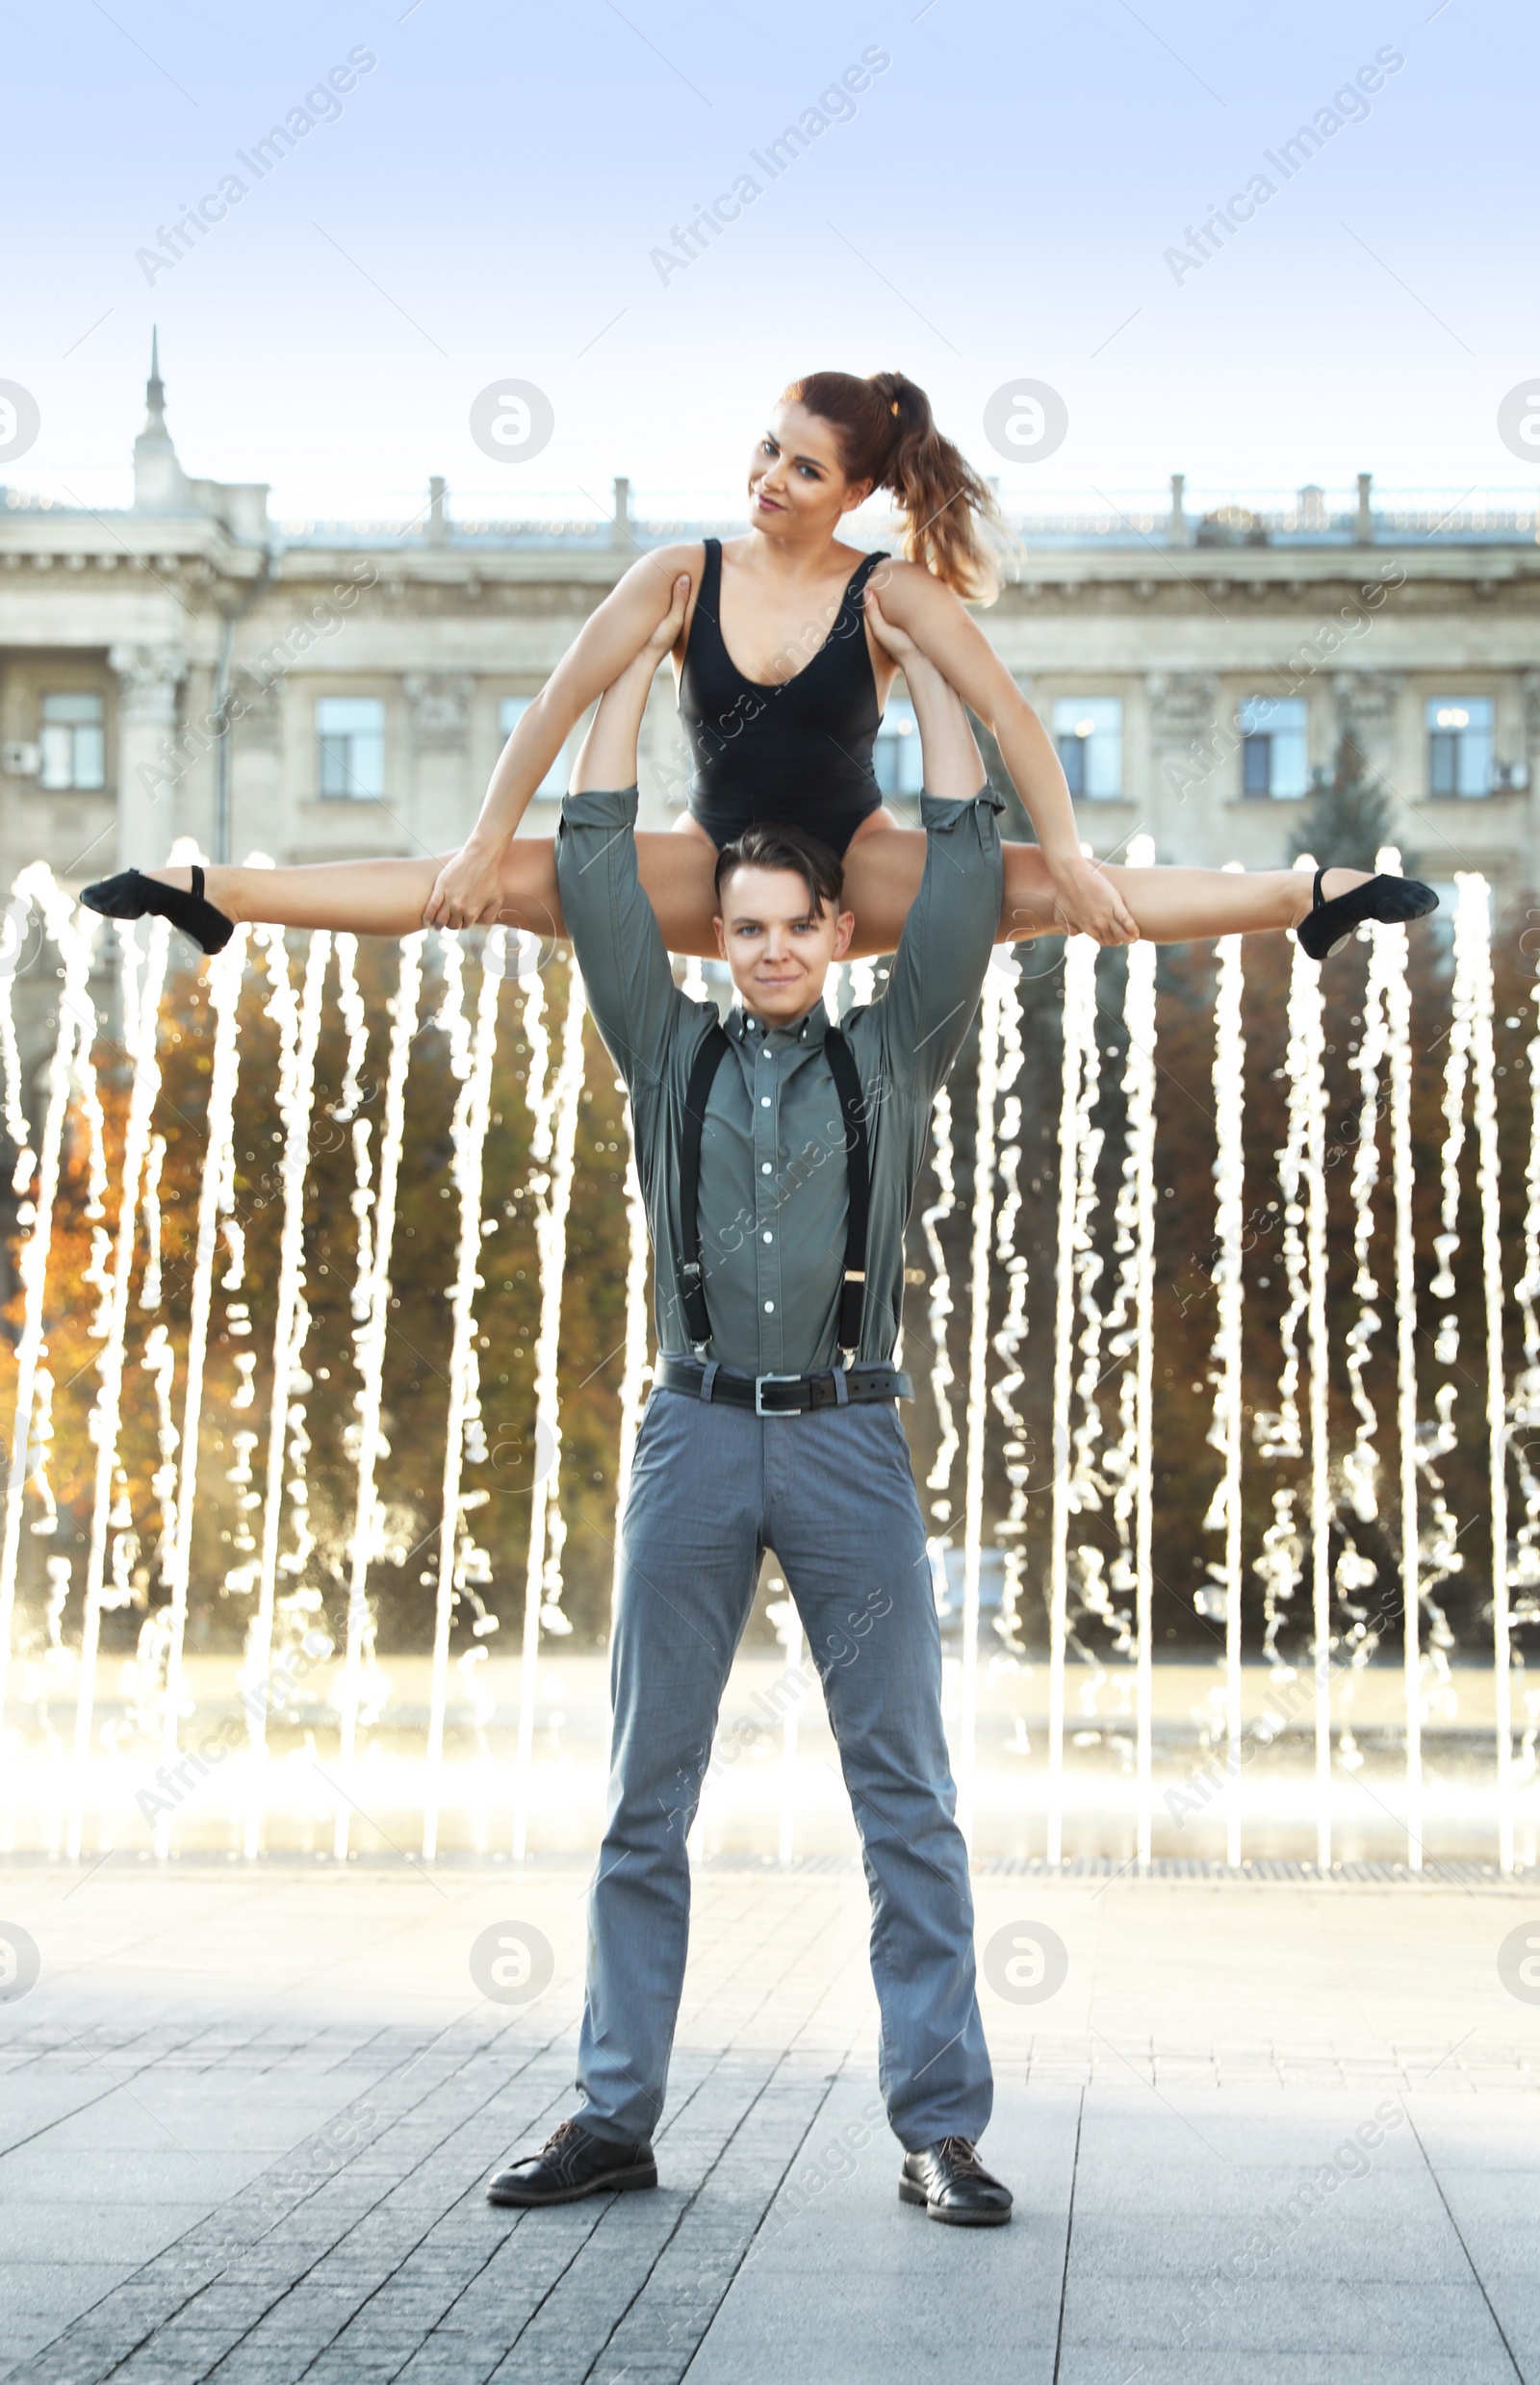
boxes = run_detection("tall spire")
[133,325,188,511]
[144,326,166,425]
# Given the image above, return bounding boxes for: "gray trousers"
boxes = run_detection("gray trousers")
[575,1383,992,2151]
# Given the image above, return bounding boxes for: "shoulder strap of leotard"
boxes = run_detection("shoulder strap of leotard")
[836,549,889,651]
[699,535,722,603]
[680,538,723,689]
[846,548,889,603]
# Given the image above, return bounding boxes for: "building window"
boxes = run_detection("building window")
[874,695,923,797]
[1053,698,1122,800]
[1239,696,1309,800]
[499,697,574,797]
[1426,697,1493,798]
[38,693,105,790]
[317,697,385,800]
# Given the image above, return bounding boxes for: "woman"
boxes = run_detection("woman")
[84,369,1433,962]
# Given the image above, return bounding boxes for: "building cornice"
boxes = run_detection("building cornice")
[4,511,1538,596]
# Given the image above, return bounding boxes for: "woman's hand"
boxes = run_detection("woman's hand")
[424,841,508,931]
[1047,852,1139,946]
[863,582,924,665]
[645,572,690,660]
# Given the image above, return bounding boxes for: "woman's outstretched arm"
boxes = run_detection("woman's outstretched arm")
[869,556,1140,948]
[423,541,702,930]
[569,577,691,794]
[849,590,1382,956]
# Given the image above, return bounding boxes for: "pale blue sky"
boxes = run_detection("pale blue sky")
[6,0,1535,514]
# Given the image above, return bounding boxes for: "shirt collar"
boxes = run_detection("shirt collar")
[728,997,834,1053]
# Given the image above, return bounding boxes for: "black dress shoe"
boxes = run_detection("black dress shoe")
[485,2116,657,2207]
[80,865,235,956]
[899,2136,1013,2226]
[1296,865,1438,962]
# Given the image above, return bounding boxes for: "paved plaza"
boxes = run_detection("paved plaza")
[1,1856,1537,2383]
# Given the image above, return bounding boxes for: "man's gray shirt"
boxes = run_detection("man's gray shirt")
[554,784,1004,1375]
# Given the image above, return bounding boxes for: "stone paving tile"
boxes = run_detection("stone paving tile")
[113,2334,248,2385]
[619,2079,836,2324]
[688,2076,1069,2384]
[21,2040,526,2384]
[11,1870,1540,2385]
[1065,2206,1476,2283]
[1055,2359,1519,2385]
[487,2077,792,2382]
[408,2205,607,2369]
[4,2199,215,2265]
[1060,2274,1507,2355]
[0,2266,141,2385]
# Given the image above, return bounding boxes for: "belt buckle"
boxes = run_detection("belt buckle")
[755,1372,803,1418]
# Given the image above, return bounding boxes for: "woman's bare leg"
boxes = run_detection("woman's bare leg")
[142,832,725,953]
[841,824,1370,958]
[146,820,1355,962]
[146,848,559,939]
[636,830,719,952]
[998,844,1363,945]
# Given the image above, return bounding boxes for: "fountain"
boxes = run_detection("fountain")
[0,854,1533,1871]
[1202,895,1245,1864]
[334,933,423,1859]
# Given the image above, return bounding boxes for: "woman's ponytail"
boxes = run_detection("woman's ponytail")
[782,368,1001,600]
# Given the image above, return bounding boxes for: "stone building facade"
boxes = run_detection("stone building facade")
[4,351,1538,911]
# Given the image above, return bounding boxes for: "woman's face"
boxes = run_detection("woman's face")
[746,401,872,537]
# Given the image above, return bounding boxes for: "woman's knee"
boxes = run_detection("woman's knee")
[496,842,564,936]
[1001,847,1061,939]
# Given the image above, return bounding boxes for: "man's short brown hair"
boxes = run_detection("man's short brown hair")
[712,821,845,917]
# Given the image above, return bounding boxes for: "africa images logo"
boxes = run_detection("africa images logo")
[1164,46,1405,286]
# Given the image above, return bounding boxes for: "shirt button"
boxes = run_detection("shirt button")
[759,1047,771,1060]
[760,1162,771,1174]
[762,1231,772,1244]
[760,1095,771,1107]
[764,1300,774,1313]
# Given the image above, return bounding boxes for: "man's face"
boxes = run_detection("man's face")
[712,863,855,1024]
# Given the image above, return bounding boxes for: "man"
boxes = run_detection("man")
[486,576,1011,2227]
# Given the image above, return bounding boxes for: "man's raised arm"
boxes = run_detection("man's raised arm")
[863,596,1005,1105]
[554,577,693,1099]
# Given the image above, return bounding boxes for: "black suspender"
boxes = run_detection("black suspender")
[676,1023,871,1356]
[678,1023,732,1346]
[821,1028,870,1351]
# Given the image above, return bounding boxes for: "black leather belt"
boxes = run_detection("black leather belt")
[654,1354,912,1416]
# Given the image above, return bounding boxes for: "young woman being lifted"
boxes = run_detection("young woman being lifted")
[85,369,1435,964]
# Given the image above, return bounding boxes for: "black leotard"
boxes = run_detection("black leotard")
[679,537,890,857]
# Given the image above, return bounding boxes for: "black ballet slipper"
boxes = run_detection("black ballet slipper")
[80,865,234,956]
[1295,866,1438,962]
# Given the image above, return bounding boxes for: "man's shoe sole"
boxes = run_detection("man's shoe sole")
[898,2178,1013,2226]
[487,2161,657,2208]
